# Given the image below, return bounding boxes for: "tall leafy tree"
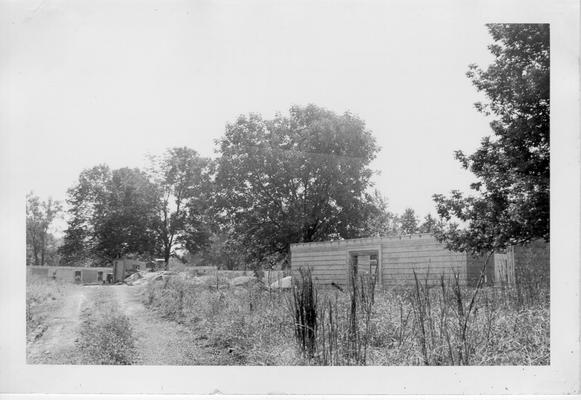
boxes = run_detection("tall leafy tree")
[399,208,419,234]
[214,104,380,265]
[26,192,62,265]
[92,168,158,260]
[433,24,549,253]
[60,165,158,265]
[419,213,438,234]
[59,165,111,265]
[363,190,400,237]
[148,147,211,266]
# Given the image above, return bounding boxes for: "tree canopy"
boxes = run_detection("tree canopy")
[148,147,211,265]
[26,192,62,265]
[59,149,213,266]
[433,24,550,253]
[399,208,419,234]
[59,166,159,265]
[213,104,380,265]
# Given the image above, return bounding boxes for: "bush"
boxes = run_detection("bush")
[77,300,137,365]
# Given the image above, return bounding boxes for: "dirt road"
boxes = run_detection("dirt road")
[112,285,216,365]
[28,284,216,365]
[27,285,91,364]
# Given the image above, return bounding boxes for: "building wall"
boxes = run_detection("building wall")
[291,242,352,286]
[513,239,550,287]
[55,268,77,282]
[291,234,469,287]
[112,258,148,282]
[381,235,467,286]
[492,252,515,286]
[290,236,545,288]
[466,253,497,286]
[28,266,112,284]
[30,268,48,277]
[82,269,98,283]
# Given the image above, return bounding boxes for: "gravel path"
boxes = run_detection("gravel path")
[27,286,93,364]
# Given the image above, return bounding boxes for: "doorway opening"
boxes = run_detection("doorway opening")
[349,250,379,285]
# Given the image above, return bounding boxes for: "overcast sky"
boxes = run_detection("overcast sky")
[2,0,499,225]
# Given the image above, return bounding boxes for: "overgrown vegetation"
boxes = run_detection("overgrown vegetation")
[141,270,548,366]
[143,274,297,365]
[77,296,137,365]
[26,275,73,337]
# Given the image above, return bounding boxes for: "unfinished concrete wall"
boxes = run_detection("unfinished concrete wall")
[381,235,467,286]
[513,239,550,288]
[28,266,112,284]
[291,234,469,287]
[466,253,496,286]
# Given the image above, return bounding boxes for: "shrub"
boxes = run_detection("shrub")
[77,303,137,365]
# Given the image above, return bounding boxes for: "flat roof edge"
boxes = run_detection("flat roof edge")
[290,233,435,249]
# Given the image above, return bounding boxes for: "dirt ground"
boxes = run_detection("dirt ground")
[27,284,217,365]
[27,285,88,364]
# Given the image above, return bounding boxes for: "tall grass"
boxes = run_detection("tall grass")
[289,268,318,360]
[143,275,297,365]
[26,275,74,336]
[141,268,549,366]
[289,265,379,365]
[77,297,137,365]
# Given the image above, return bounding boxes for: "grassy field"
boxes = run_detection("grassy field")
[76,290,138,365]
[142,270,549,366]
[26,268,549,366]
[26,275,74,339]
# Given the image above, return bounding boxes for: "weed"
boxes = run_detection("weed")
[77,300,137,365]
[140,268,549,366]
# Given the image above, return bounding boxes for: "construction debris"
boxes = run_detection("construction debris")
[124,272,143,285]
[229,276,259,287]
[270,276,292,289]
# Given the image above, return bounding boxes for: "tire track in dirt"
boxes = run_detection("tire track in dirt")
[27,286,94,364]
[110,285,216,365]
[28,284,219,365]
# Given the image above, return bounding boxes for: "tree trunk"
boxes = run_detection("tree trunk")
[33,244,40,265]
[164,247,171,270]
[40,233,46,265]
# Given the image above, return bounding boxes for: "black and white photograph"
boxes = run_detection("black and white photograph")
[0,0,579,396]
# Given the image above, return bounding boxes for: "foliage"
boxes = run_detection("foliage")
[198,232,246,270]
[141,271,548,366]
[433,24,550,253]
[213,104,380,265]
[419,214,439,234]
[399,208,419,234]
[77,300,137,365]
[59,165,159,265]
[362,190,400,237]
[148,147,212,265]
[26,192,62,265]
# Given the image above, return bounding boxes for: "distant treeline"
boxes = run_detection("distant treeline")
[29,105,437,269]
